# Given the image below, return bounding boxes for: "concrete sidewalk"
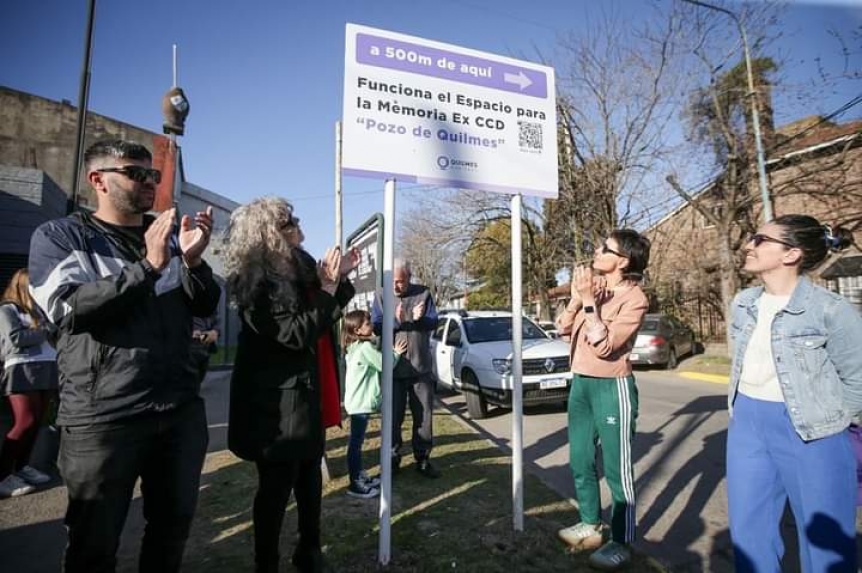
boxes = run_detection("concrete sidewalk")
[0,370,233,573]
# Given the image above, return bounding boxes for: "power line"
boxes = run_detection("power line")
[767,92,862,154]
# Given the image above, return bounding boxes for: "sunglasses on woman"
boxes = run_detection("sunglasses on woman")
[749,234,795,249]
[601,242,626,257]
[278,215,301,230]
[97,165,162,184]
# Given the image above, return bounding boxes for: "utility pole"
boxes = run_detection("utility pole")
[69,0,97,214]
[681,0,773,222]
[335,121,343,248]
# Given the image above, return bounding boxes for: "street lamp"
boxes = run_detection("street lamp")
[681,0,773,222]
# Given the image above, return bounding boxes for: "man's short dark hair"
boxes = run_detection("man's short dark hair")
[84,139,152,171]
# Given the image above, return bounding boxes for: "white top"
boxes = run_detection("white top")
[738,292,791,402]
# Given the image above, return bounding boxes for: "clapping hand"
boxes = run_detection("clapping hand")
[412,301,425,321]
[179,206,214,267]
[338,247,361,277]
[317,247,342,293]
[144,209,175,271]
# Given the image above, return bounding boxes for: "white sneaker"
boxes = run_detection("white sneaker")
[17,465,51,485]
[557,521,604,551]
[0,474,36,498]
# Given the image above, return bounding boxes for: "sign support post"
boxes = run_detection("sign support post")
[511,193,524,532]
[378,178,397,565]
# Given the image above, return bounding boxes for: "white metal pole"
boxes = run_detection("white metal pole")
[378,178,396,565]
[172,44,177,87]
[511,193,524,532]
[335,122,344,249]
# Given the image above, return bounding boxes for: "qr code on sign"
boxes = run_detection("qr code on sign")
[518,121,543,150]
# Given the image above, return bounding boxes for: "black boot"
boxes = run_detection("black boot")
[415,457,440,479]
[291,547,332,573]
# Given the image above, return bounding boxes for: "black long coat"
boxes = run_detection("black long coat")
[228,254,354,462]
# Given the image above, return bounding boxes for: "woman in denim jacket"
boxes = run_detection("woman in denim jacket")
[727,214,861,573]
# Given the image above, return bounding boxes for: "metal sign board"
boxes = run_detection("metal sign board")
[345,213,383,312]
[342,23,558,198]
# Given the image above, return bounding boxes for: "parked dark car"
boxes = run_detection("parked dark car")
[629,313,697,369]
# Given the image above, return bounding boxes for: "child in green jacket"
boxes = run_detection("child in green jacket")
[342,310,407,498]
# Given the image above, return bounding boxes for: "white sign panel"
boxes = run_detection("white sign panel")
[342,23,558,199]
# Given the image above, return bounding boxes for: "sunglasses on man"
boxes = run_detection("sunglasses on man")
[96,165,162,184]
[748,234,796,249]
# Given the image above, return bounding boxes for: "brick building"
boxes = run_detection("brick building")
[0,86,241,352]
[644,116,862,340]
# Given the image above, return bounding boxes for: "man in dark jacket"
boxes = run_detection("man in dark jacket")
[28,139,221,573]
[372,259,440,477]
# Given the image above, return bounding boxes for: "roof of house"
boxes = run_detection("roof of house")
[771,118,862,158]
[645,117,862,234]
[820,254,862,280]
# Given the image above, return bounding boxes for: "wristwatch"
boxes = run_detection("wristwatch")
[583,305,595,314]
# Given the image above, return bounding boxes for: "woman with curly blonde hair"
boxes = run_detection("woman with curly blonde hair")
[223,197,358,573]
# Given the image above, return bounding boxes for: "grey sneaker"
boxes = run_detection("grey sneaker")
[17,465,50,485]
[359,470,381,488]
[588,541,631,570]
[557,522,604,551]
[0,474,35,498]
[346,480,379,499]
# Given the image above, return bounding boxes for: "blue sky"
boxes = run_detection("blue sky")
[2,0,860,258]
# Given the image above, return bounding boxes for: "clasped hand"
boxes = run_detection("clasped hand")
[571,265,607,305]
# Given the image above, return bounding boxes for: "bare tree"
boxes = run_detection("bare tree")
[397,199,467,306]
[548,4,687,273]
[665,0,860,301]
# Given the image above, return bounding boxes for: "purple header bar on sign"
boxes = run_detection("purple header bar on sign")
[356,33,547,99]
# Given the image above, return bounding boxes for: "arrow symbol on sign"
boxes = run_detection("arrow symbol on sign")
[504,71,532,90]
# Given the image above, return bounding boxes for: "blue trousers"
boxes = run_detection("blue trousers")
[347,413,370,483]
[727,394,857,572]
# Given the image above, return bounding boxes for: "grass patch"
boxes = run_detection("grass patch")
[682,354,731,376]
[173,409,660,572]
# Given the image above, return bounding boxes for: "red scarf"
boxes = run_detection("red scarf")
[316,332,341,428]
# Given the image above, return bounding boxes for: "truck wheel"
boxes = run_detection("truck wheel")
[462,371,488,419]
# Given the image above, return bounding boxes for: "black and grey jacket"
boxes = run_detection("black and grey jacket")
[0,302,57,368]
[28,211,221,426]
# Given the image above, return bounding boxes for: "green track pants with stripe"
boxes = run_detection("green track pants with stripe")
[567,373,638,544]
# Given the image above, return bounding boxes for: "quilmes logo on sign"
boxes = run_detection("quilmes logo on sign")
[436,155,478,171]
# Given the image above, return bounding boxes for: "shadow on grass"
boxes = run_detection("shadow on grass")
[165,408,660,573]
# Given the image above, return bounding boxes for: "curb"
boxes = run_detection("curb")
[678,371,729,384]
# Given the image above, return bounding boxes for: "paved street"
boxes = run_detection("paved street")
[439,369,733,571]
[2,367,860,572]
[0,370,234,573]
[438,367,862,572]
